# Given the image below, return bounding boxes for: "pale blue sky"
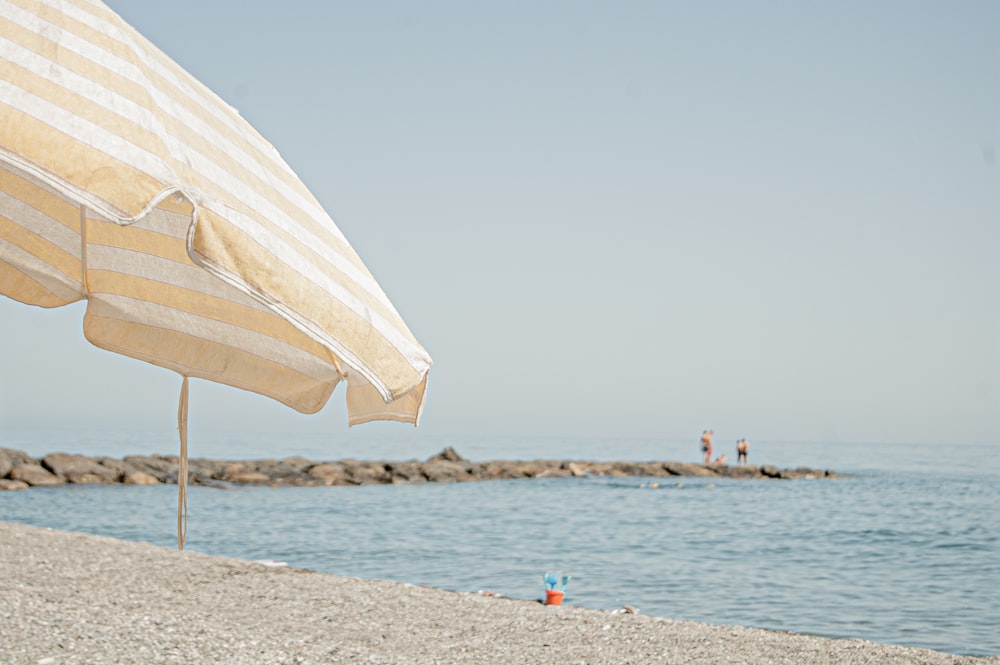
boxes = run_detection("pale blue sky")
[1,1,997,447]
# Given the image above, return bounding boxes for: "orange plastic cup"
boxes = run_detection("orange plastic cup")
[545,589,564,606]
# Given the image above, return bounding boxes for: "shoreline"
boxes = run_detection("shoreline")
[0,446,837,490]
[2,521,995,664]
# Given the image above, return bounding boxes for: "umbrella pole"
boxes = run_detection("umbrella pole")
[177,376,189,550]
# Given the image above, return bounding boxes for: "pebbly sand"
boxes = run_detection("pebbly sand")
[1,521,995,665]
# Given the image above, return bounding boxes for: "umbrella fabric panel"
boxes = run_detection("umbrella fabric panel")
[79,200,342,414]
[193,210,428,402]
[0,166,341,413]
[0,3,175,217]
[0,167,83,306]
[346,373,429,427]
[0,0,431,421]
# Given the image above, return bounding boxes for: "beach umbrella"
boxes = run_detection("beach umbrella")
[0,1,432,546]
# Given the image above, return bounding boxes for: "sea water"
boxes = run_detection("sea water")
[0,433,997,657]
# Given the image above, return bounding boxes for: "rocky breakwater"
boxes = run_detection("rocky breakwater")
[0,446,838,490]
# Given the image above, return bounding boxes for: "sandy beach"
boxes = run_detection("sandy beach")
[1,521,995,665]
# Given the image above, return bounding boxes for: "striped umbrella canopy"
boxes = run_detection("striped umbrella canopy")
[0,1,432,545]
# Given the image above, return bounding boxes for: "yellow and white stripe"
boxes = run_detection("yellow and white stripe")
[0,0,431,424]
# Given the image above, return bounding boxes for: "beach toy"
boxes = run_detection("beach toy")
[545,589,564,606]
[543,572,569,604]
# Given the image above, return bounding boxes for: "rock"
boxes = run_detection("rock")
[778,467,826,479]
[216,461,252,480]
[123,456,178,482]
[189,477,229,489]
[483,460,561,479]
[715,465,761,479]
[0,478,30,490]
[483,461,532,479]
[604,465,630,478]
[307,462,351,486]
[187,458,223,479]
[609,462,650,477]
[342,460,392,485]
[0,447,35,477]
[535,466,571,478]
[519,460,565,478]
[421,459,474,483]
[6,447,839,490]
[42,453,118,484]
[95,457,141,481]
[387,461,428,484]
[226,472,272,485]
[74,473,112,484]
[663,462,718,477]
[426,447,465,463]
[576,462,612,476]
[9,463,65,486]
[279,456,313,470]
[123,471,160,485]
[254,460,315,485]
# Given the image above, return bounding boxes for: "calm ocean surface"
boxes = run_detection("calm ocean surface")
[1,432,997,657]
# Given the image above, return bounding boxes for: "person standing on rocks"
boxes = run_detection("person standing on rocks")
[700,430,713,464]
[736,438,749,464]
